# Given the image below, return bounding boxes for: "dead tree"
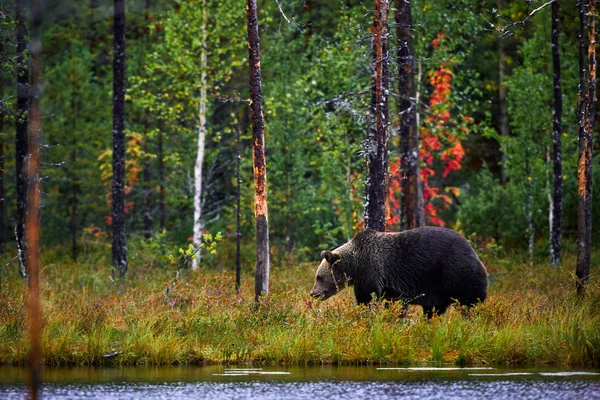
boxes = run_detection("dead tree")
[245,0,270,301]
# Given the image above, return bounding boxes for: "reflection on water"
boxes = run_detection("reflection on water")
[1,366,599,400]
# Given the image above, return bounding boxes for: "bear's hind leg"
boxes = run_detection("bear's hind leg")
[422,303,449,319]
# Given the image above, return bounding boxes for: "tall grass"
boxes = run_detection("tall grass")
[0,242,598,367]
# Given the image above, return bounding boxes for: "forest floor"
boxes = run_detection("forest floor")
[0,239,599,367]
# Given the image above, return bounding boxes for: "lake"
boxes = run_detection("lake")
[1,365,599,399]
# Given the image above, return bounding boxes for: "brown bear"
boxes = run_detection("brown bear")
[309,227,488,318]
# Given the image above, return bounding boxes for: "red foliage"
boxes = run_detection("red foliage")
[388,34,472,229]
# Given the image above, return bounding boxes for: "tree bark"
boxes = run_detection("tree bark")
[577,0,595,295]
[192,0,208,271]
[246,0,270,301]
[158,128,165,230]
[396,0,422,230]
[365,0,390,232]
[303,0,312,52]
[70,117,78,260]
[89,0,100,77]
[525,151,534,264]
[497,0,509,184]
[69,63,80,261]
[0,42,5,252]
[142,0,152,239]
[27,0,44,396]
[112,0,127,277]
[143,110,152,239]
[16,0,29,280]
[236,106,242,293]
[550,0,562,266]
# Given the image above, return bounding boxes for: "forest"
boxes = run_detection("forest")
[0,0,599,376]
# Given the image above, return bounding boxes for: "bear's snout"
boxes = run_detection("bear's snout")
[310,286,333,300]
[310,288,325,299]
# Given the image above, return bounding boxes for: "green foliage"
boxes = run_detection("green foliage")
[0,0,595,267]
[170,230,222,268]
[457,167,527,247]
[42,43,110,243]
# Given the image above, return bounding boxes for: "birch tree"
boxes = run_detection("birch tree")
[549,0,562,266]
[192,0,208,270]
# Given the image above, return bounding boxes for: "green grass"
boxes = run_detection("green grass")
[0,241,599,367]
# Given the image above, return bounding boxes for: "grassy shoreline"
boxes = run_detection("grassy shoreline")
[0,245,599,367]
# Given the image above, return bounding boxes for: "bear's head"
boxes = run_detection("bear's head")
[310,250,348,300]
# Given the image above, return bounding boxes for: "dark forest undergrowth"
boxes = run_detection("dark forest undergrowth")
[0,238,599,368]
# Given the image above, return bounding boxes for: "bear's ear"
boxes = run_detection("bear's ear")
[321,250,340,265]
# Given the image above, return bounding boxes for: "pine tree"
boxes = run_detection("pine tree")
[245,0,270,301]
[0,41,5,252]
[396,0,422,229]
[27,0,44,395]
[15,0,29,279]
[112,0,127,277]
[365,0,390,232]
[576,0,595,294]
[142,0,153,239]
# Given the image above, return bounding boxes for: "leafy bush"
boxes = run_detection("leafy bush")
[457,167,543,249]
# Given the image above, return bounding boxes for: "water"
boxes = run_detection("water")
[1,366,599,399]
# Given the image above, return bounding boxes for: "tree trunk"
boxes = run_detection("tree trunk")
[577,0,595,295]
[142,0,152,239]
[70,81,79,261]
[143,110,152,239]
[112,0,127,277]
[236,105,242,293]
[365,0,390,232]
[16,0,29,280]
[70,140,78,260]
[525,151,534,264]
[246,0,270,302]
[0,42,5,252]
[89,0,100,77]
[158,128,165,230]
[396,0,422,230]
[27,0,44,395]
[550,0,562,266]
[192,0,208,271]
[498,0,509,184]
[303,0,312,52]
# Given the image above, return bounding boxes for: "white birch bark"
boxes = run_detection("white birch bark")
[192,0,207,270]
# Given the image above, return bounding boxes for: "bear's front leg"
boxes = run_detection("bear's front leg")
[354,285,378,306]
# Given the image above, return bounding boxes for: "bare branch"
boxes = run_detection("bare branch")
[275,0,292,24]
[494,0,558,38]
